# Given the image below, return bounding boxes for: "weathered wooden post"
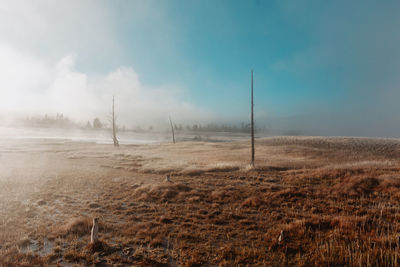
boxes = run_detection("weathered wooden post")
[251,70,255,166]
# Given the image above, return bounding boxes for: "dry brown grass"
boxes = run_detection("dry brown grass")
[57,217,92,237]
[2,136,400,265]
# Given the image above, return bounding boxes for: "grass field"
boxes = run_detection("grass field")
[1,136,400,266]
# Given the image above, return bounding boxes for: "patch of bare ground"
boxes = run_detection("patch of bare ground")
[2,137,400,265]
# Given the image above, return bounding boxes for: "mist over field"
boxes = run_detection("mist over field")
[0,0,400,137]
[2,1,400,266]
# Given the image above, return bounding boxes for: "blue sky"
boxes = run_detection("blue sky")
[105,0,400,124]
[1,0,400,136]
[104,0,318,117]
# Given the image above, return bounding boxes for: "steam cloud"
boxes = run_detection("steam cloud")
[0,46,209,128]
[0,1,210,128]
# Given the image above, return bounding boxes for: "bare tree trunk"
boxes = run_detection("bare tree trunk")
[112,96,119,147]
[251,70,255,166]
[169,116,176,144]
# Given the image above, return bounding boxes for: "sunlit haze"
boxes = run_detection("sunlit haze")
[1,1,400,136]
[3,2,400,266]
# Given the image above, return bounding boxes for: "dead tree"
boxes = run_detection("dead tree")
[251,70,255,166]
[169,116,176,144]
[112,96,119,147]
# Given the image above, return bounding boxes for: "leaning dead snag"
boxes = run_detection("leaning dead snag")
[112,96,119,147]
[169,116,176,144]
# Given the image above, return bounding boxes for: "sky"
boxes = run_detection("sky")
[0,0,400,136]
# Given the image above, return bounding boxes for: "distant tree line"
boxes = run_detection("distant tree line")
[172,123,257,133]
[21,114,127,131]
[20,113,263,134]
[23,113,77,128]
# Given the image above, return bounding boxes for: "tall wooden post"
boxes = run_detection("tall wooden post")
[251,70,255,166]
[112,96,119,147]
[169,116,176,144]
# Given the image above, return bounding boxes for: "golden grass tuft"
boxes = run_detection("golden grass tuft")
[58,217,92,237]
[241,197,263,207]
[134,183,192,202]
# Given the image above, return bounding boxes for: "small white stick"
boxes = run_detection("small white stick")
[91,218,99,243]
